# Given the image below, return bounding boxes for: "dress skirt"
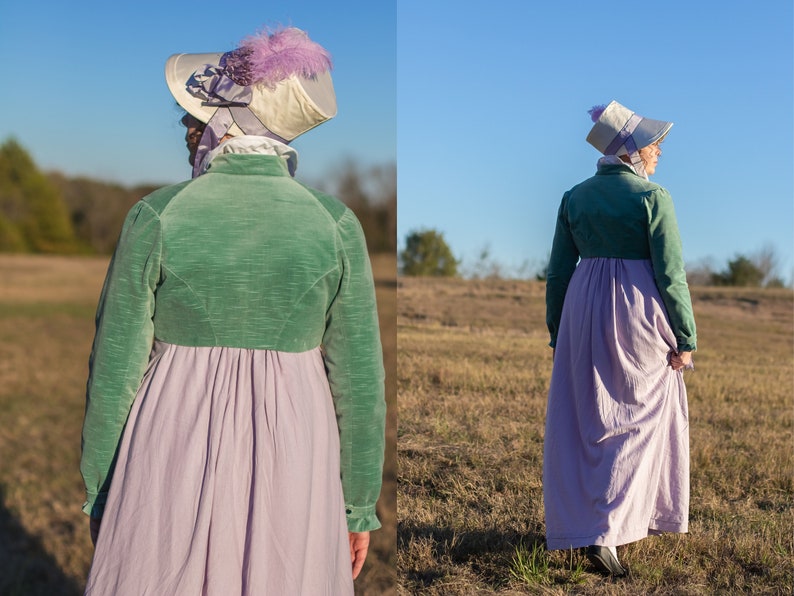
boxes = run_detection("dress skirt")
[84,342,353,595]
[543,258,689,550]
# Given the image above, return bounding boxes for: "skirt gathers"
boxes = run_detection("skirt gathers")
[85,342,353,595]
[543,258,690,550]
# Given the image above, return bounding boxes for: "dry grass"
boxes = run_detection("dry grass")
[0,253,396,596]
[397,277,793,595]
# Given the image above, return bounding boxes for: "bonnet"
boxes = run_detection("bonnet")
[165,27,337,178]
[586,100,672,178]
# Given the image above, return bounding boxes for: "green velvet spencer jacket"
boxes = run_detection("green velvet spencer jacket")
[80,153,386,532]
[546,162,697,352]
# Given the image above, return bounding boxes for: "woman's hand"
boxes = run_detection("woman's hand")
[669,350,692,371]
[89,516,101,546]
[349,531,370,579]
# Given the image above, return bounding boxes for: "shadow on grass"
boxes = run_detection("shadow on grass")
[398,521,547,589]
[0,486,82,596]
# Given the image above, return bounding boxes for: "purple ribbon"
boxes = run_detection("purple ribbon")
[187,64,289,178]
[188,65,253,106]
[604,113,642,156]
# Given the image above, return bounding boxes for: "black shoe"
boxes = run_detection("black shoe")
[585,545,627,577]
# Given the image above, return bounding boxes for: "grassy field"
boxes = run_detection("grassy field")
[0,253,396,596]
[397,277,793,595]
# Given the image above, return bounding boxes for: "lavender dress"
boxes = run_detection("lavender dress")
[81,146,387,595]
[84,343,353,595]
[543,258,689,550]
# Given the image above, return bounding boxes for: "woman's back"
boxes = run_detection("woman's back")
[562,163,669,260]
[136,154,357,351]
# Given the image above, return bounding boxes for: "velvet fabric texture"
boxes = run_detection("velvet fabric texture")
[546,162,696,352]
[81,152,386,534]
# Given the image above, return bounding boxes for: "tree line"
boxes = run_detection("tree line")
[400,228,789,288]
[0,138,396,256]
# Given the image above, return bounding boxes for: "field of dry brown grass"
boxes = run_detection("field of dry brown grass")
[0,253,396,596]
[397,277,793,595]
[2,255,791,595]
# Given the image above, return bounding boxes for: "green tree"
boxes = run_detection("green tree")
[711,255,765,287]
[0,138,79,253]
[0,213,26,251]
[710,246,787,288]
[400,229,458,277]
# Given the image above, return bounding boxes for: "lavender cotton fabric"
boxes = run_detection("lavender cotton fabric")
[543,258,690,550]
[84,342,353,595]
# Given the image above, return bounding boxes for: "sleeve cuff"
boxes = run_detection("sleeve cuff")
[83,492,107,518]
[345,504,381,532]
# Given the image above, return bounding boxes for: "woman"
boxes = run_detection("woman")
[80,27,386,594]
[543,101,696,576]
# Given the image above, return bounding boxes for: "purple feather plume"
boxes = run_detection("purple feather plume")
[588,104,606,123]
[225,27,332,89]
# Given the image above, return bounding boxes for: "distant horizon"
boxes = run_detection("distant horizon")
[1,135,396,192]
[4,129,784,287]
[3,131,789,286]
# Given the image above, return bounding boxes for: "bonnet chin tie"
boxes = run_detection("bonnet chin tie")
[188,64,288,178]
[602,113,647,179]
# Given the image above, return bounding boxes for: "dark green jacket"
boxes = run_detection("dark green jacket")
[546,163,697,352]
[81,154,386,531]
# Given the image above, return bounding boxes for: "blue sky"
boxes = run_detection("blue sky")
[398,1,794,281]
[1,1,792,281]
[0,0,395,188]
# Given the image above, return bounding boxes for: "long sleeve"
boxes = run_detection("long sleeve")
[322,209,386,532]
[644,189,697,351]
[80,201,162,517]
[545,193,580,348]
